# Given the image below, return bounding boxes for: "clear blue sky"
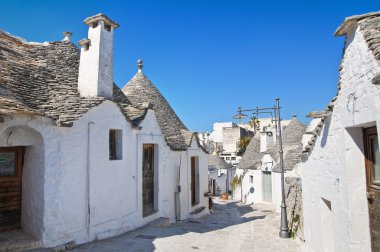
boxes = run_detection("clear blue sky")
[1,1,379,132]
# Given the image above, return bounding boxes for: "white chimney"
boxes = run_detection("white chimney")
[260,128,274,152]
[77,14,119,98]
[62,31,72,42]
[260,132,268,152]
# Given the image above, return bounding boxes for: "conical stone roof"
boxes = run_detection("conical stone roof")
[0,30,147,127]
[208,153,232,171]
[237,117,306,172]
[122,63,195,150]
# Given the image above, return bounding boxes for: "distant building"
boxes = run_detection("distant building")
[208,122,254,166]
[234,117,305,214]
[208,152,234,195]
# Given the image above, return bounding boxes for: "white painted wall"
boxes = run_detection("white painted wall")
[0,101,209,247]
[208,122,234,143]
[222,127,242,153]
[301,25,380,252]
[209,168,236,195]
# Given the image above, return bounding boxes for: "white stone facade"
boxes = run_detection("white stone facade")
[0,102,208,247]
[0,13,209,248]
[301,22,380,252]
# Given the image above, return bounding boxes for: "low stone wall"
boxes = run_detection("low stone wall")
[285,177,304,241]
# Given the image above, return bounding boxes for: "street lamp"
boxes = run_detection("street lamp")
[232,107,248,124]
[232,98,290,239]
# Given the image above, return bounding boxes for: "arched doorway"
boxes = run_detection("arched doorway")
[0,125,44,239]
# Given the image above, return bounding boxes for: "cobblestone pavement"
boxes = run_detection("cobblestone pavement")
[31,199,301,252]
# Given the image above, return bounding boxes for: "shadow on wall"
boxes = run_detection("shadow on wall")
[321,117,331,148]
[346,126,368,154]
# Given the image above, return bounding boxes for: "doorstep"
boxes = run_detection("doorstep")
[0,230,41,252]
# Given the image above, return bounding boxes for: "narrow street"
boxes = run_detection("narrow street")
[33,199,301,252]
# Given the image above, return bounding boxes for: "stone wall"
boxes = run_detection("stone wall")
[300,23,380,251]
[285,177,303,241]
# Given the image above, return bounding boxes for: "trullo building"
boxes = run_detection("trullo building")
[301,11,380,252]
[0,13,208,248]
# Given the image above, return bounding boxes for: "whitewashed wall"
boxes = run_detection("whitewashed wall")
[180,137,209,219]
[301,24,380,252]
[0,101,209,247]
[208,122,233,143]
[209,169,231,195]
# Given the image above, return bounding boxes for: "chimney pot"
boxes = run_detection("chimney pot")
[62,31,72,42]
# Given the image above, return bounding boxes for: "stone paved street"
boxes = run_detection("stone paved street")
[31,199,301,252]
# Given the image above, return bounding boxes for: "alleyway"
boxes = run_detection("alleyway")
[32,199,301,252]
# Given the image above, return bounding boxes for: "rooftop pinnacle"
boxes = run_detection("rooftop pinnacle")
[137,59,143,72]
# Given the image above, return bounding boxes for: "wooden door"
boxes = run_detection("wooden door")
[191,157,196,206]
[262,171,272,202]
[142,144,155,217]
[212,179,216,195]
[364,127,380,251]
[0,147,23,232]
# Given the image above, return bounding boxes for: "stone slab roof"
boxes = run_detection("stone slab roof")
[0,30,147,127]
[303,11,380,160]
[237,135,262,170]
[335,11,380,36]
[122,70,203,151]
[335,12,380,64]
[238,118,306,172]
[208,153,232,171]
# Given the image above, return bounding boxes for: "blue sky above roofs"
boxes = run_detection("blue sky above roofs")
[1,0,379,132]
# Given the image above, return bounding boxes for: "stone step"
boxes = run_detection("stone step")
[190,206,206,215]
[148,217,171,228]
[0,230,41,252]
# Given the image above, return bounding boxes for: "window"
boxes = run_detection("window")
[109,129,122,160]
[250,175,253,184]
[231,157,236,161]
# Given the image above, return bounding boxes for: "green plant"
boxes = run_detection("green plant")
[290,213,300,238]
[236,136,251,156]
[230,169,248,202]
[248,116,260,130]
[230,175,242,191]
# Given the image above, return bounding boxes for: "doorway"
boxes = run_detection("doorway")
[0,147,23,232]
[142,144,156,217]
[212,179,216,195]
[262,171,272,202]
[363,126,380,251]
[191,157,199,206]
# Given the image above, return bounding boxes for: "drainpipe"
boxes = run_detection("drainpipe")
[175,155,182,221]
[132,125,142,212]
[86,122,94,237]
[135,127,139,210]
